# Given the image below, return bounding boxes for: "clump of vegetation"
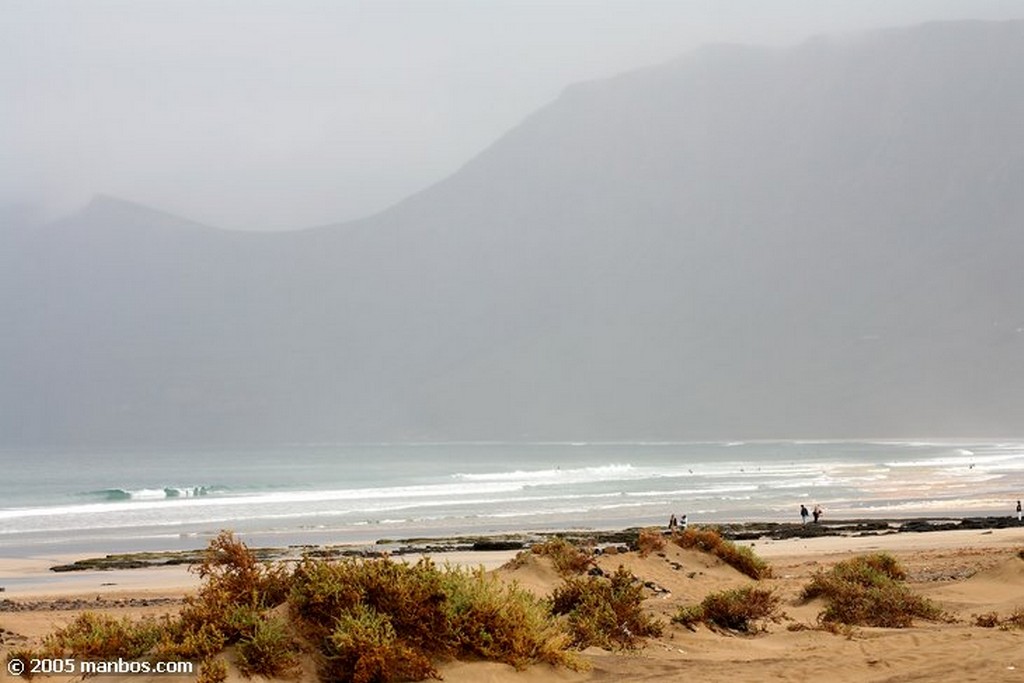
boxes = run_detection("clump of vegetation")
[673,586,781,633]
[6,613,163,680]
[43,612,162,660]
[635,527,666,557]
[973,607,1024,630]
[154,531,295,675]
[672,527,772,579]
[196,657,228,683]
[550,566,663,649]
[973,612,1001,628]
[16,532,592,683]
[1006,606,1024,629]
[234,613,300,678]
[530,537,594,576]
[322,605,437,683]
[800,553,946,627]
[291,555,580,681]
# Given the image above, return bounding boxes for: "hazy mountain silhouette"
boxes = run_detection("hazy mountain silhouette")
[4,20,1024,446]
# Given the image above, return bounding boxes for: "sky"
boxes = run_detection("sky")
[2,0,1022,231]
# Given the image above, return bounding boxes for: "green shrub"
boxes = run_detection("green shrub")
[550,566,663,649]
[440,566,574,669]
[801,554,945,627]
[153,619,226,661]
[672,586,781,633]
[25,533,586,683]
[323,605,438,683]
[292,555,581,680]
[290,556,450,654]
[235,614,301,678]
[672,528,771,579]
[43,612,160,660]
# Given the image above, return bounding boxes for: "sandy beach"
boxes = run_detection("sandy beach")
[2,523,1023,683]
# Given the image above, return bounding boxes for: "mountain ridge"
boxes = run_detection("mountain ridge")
[3,19,1024,446]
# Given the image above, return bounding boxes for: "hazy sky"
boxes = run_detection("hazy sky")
[3,0,1022,230]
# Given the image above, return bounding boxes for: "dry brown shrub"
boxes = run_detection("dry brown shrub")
[973,612,1001,628]
[673,586,781,633]
[801,554,945,628]
[196,657,228,683]
[636,527,666,557]
[672,528,771,579]
[550,566,663,649]
[531,538,594,575]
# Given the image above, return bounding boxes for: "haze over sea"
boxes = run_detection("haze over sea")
[2,440,1022,557]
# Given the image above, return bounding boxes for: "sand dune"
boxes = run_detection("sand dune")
[2,527,1023,683]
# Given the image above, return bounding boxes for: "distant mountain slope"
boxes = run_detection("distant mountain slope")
[3,20,1024,446]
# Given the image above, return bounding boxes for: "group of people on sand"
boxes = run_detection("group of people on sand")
[800,504,824,525]
[667,500,1021,529]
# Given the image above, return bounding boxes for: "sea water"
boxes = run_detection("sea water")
[1,440,1021,555]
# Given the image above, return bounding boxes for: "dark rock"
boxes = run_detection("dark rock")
[471,540,525,551]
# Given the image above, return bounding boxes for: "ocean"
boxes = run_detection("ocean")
[1,440,1022,556]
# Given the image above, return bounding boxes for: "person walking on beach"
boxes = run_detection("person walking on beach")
[668,513,678,530]
[813,505,822,524]
[800,504,809,525]
[680,514,688,530]
[1017,500,1022,523]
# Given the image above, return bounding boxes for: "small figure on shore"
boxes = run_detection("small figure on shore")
[813,505,822,524]
[800,504,809,525]
[1017,500,1022,523]
[680,514,688,530]
[668,513,678,530]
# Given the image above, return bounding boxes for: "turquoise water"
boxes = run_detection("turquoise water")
[1,440,1021,555]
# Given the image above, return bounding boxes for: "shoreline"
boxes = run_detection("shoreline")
[2,515,1021,601]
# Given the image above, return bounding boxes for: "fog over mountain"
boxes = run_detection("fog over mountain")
[3,20,1024,446]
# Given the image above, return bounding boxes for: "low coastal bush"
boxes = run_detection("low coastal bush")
[673,586,781,633]
[530,537,594,575]
[17,532,591,682]
[234,613,301,678]
[155,531,291,666]
[292,555,580,680]
[672,528,772,579]
[550,566,663,649]
[195,657,228,683]
[636,527,666,557]
[800,553,945,627]
[43,612,161,661]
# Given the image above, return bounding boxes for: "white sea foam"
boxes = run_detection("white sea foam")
[3,440,1020,552]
